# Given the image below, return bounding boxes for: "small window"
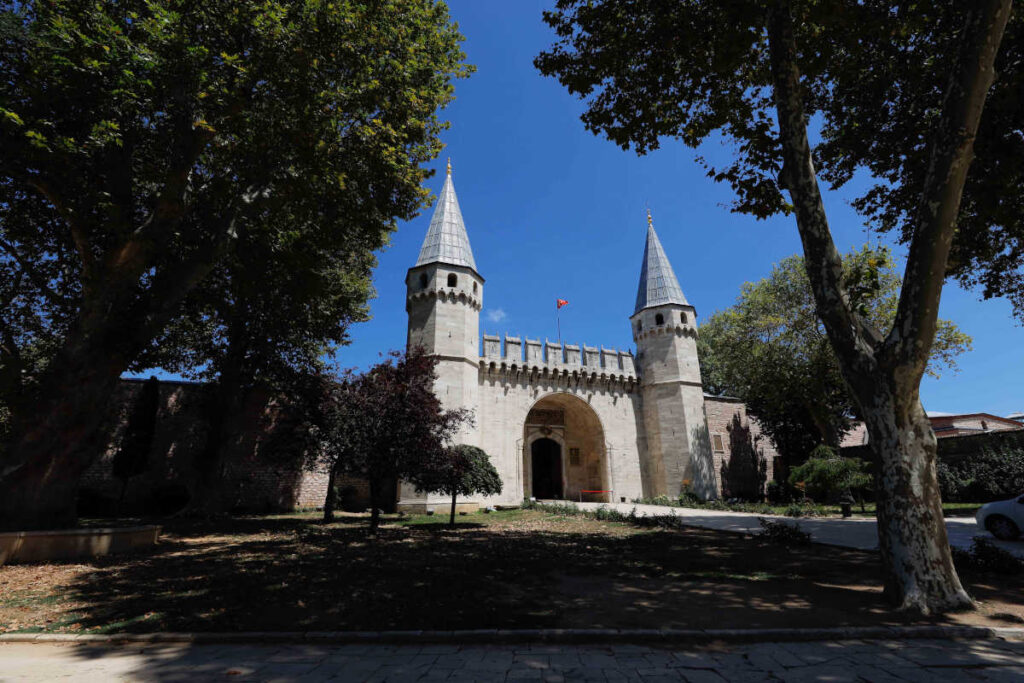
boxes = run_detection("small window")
[681,312,687,324]
[569,448,581,466]
[655,313,664,326]
[419,273,428,289]
[636,321,643,332]
[447,273,457,287]
[473,281,477,293]
[712,434,725,452]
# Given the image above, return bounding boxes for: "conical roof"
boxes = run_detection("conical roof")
[634,214,688,314]
[415,164,477,271]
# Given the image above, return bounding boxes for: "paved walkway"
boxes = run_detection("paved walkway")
[569,501,1024,558]
[2,638,1024,681]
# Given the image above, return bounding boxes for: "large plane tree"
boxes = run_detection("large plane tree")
[0,0,470,530]
[536,0,1014,613]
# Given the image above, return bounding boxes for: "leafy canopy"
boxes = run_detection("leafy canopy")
[0,0,471,417]
[699,246,971,463]
[536,2,1024,317]
[413,444,503,500]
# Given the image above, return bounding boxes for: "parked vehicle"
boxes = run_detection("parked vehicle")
[976,494,1024,540]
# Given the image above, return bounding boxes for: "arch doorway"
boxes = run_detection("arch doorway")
[531,438,563,499]
[523,393,609,502]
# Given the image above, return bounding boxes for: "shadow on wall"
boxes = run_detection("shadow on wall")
[720,413,768,501]
[78,380,311,517]
[689,425,717,501]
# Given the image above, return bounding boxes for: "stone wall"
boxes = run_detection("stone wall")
[81,379,329,515]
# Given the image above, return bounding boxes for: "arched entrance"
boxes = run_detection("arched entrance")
[531,438,563,499]
[523,393,610,502]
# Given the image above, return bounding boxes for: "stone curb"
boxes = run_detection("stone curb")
[2,626,1023,645]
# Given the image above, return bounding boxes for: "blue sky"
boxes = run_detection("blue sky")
[331,0,1022,418]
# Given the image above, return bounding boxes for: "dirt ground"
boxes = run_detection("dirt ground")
[1,509,1021,634]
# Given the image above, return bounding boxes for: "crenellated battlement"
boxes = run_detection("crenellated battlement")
[480,333,637,390]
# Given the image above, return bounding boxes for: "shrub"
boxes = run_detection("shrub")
[940,448,1024,503]
[758,517,812,546]
[788,451,872,503]
[766,479,797,504]
[952,537,1024,575]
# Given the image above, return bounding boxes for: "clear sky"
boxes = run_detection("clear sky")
[331,0,1023,418]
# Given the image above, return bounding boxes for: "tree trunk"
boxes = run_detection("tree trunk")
[860,387,972,613]
[449,491,457,528]
[0,346,124,531]
[322,465,339,523]
[765,0,1010,614]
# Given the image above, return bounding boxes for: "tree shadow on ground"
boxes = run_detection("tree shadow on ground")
[48,512,1024,636]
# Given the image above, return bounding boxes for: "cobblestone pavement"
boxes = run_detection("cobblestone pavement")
[570,501,1024,559]
[2,638,1024,682]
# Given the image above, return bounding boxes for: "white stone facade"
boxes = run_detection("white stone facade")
[398,171,723,511]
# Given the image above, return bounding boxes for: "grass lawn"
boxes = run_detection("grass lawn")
[1,509,1021,634]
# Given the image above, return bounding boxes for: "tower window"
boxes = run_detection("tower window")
[636,321,643,332]
[655,313,664,326]
[419,273,428,290]
[447,273,457,287]
[681,312,688,324]
[473,281,477,293]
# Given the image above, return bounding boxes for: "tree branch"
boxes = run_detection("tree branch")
[766,0,877,372]
[23,175,94,275]
[886,0,1012,377]
[0,238,73,310]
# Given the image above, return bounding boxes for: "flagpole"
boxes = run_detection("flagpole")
[557,308,562,348]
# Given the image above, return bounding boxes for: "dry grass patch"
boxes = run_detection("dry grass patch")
[0,509,1020,634]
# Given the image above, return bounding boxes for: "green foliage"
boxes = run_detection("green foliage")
[536,2,1023,319]
[413,444,502,527]
[783,502,827,518]
[0,0,471,517]
[788,453,872,504]
[698,246,970,469]
[304,349,471,530]
[951,537,1024,576]
[757,518,811,546]
[939,448,1024,503]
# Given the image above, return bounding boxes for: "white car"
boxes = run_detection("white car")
[976,494,1024,540]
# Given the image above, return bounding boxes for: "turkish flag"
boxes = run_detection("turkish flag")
[556,299,569,309]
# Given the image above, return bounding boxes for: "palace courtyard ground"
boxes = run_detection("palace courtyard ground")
[1,509,1022,636]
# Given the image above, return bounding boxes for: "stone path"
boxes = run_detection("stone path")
[3,638,1024,681]
[569,501,1024,558]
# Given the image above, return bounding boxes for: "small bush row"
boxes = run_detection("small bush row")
[951,537,1024,575]
[630,494,827,518]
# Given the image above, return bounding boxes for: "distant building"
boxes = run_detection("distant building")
[841,411,1024,447]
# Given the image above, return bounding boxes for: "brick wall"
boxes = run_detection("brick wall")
[704,396,778,497]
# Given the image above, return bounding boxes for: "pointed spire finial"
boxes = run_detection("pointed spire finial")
[634,214,689,314]
[414,163,477,271]
[447,157,452,176]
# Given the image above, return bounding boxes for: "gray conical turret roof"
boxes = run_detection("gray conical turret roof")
[415,163,477,271]
[634,213,688,314]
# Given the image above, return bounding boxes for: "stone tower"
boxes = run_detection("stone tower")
[401,162,483,510]
[630,212,716,499]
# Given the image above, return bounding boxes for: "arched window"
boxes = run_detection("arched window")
[419,273,428,290]
[636,321,643,333]
[447,273,457,287]
[681,312,688,324]
[655,313,664,326]
[472,281,477,293]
